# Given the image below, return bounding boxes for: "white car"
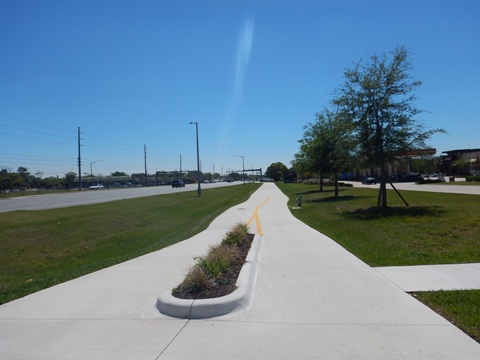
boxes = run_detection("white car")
[424,173,445,181]
[89,184,104,190]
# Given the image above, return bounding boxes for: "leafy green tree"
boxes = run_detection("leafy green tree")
[64,172,76,189]
[229,172,241,181]
[186,170,203,183]
[43,176,62,189]
[452,158,470,175]
[296,108,355,195]
[29,171,44,191]
[334,46,444,207]
[266,162,288,181]
[0,169,24,191]
[111,171,128,176]
[410,156,437,174]
[16,166,31,187]
[291,151,311,180]
[0,168,13,193]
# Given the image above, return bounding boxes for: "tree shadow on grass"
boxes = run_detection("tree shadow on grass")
[300,189,334,196]
[294,188,368,204]
[342,205,446,220]
[309,195,364,203]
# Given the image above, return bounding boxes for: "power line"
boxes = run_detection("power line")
[0,131,75,146]
[82,131,134,152]
[0,122,75,140]
[0,114,72,133]
[0,152,73,161]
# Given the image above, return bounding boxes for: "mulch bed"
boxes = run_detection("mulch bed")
[172,233,254,300]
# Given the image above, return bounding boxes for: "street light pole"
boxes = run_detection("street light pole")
[190,122,202,197]
[90,159,103,179]
[233,154,245,185]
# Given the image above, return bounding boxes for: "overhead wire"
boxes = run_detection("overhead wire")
[1,114,187,174]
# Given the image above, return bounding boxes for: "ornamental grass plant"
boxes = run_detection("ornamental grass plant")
[172,223,250,298]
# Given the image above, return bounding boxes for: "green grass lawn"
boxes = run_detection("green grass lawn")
[278,182,480,343]
[280,183,480,267]
[413,290,480,343]
[0,183,260,304]
[437,181,480,186]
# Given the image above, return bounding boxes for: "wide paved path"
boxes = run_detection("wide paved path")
[1,183,479,359]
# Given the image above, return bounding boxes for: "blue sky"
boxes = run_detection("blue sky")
[1,0,479,178]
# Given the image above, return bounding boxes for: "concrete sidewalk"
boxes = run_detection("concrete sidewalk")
[1,182,480,359]
[375,263,480,292]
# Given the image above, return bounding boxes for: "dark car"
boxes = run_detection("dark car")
[362,177,377,185]
[400,172,423,182]
[171,180,185,188]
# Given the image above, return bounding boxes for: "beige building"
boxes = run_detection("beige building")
[442,148,480,176]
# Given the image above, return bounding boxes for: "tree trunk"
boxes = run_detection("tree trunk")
[334,173,339,198]
[377,167,388,207]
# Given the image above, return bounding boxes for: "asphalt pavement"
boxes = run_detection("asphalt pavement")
[1,182,480,359]
[0,182,236,213]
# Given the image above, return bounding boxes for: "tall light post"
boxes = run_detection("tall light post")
[233,154,245,185]
[190,122,202,197]
[90,159,103,179]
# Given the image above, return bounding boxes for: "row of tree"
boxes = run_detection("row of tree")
[0,167,75,193]
[291,46,444,207]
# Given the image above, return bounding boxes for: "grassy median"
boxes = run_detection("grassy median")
[279,182,480,342]
[0,183,261,305]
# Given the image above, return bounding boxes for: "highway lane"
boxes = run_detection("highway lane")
[0,182,239,213]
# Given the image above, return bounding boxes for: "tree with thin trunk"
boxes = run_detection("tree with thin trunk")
[334,46,444,207]
[296,108,355,196]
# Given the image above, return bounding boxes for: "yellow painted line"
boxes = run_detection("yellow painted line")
[246,195,269,236]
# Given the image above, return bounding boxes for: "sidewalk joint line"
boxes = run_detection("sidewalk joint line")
[155,317,191,359]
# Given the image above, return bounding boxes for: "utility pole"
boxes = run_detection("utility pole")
[78,127,82,190]
[189,121,201,197]
[144,144,147,186]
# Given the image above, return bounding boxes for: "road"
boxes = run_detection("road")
[0,182,238,213]
[350,180,480,195]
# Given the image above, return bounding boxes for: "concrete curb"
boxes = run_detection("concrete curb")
[156,234,262,319]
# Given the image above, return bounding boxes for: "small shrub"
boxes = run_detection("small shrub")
[197,244,234,277]
[465,175,480,182]
[223,222,248,246]
[175,266,211,296]
[172,222,250,298]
